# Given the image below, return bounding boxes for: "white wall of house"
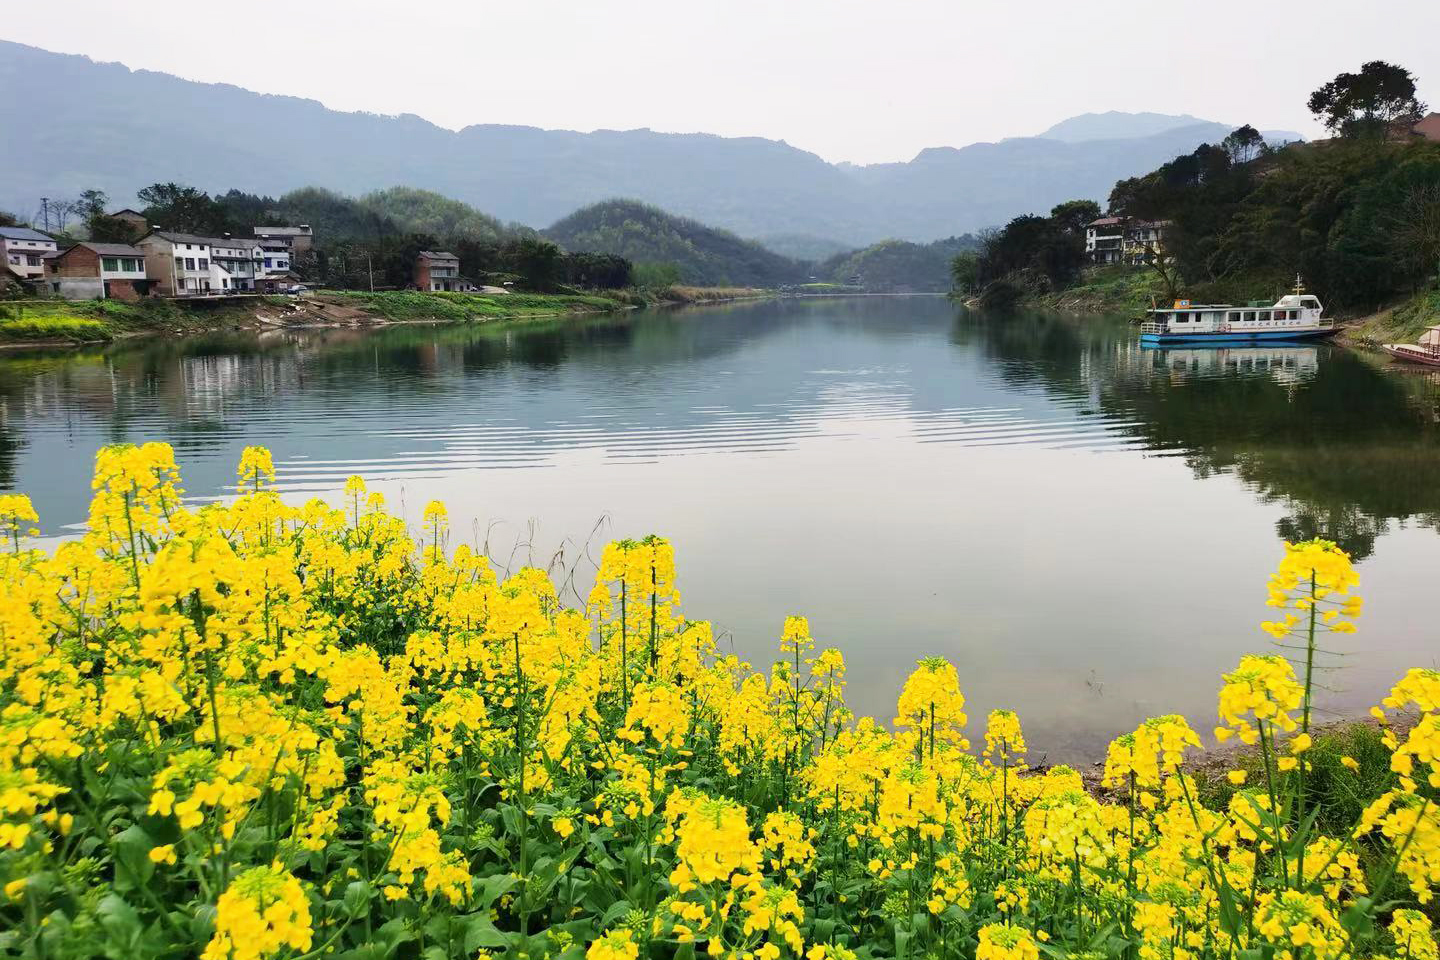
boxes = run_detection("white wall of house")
[3,237,59,278]
[98,255,146,280]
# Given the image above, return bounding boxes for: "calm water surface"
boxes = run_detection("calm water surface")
[4,297,1439,761]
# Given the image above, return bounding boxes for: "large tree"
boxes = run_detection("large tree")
[1221,125,1265,164]
[1308,61,1427,138]
[137,182,223,234]
[1048,199,1102,235]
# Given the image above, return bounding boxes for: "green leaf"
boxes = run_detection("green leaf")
[110,825,156,892]
[344,880,373,918]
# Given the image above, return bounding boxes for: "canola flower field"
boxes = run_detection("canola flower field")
[0,444,1437,960]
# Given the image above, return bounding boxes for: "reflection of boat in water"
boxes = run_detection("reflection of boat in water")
[1382,326,1440,367]
[1138,280,1336,345]
[1144,345,1320,384]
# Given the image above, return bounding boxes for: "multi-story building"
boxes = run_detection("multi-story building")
[209,236,266,291]
[414,250,472,291]
[0,226,59,280]
[137,231,218,297]
[1085,217,1169,265]
[42,242,152,300]
[253,224,313,275]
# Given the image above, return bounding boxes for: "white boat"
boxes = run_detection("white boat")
[1138,280,1336,345]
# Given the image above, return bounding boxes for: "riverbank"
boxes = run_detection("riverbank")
[0,285,782,347]
[1010,266,1440,347]
[1339,290,1440,346]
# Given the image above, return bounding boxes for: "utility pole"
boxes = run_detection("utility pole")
[40,197,49,232]
[367,251,374,292]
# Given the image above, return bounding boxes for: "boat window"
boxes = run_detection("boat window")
[1228,312,1240,321]
[1258,311,1270,321]
[1244,311,1256,321]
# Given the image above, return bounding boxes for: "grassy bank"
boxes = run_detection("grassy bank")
[0,286,781,346]
[1342,289,1440,346]
[326,289,626,322]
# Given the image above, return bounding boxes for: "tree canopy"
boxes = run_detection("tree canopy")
[1308,61,1427,139]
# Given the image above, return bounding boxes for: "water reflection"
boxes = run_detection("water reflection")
[3,299,1438,759]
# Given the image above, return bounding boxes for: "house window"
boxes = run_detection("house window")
[128,259,141,272]
[184,258,195,270]
[264,258,272,269]
[199,259,209,270]
[103,257,119,271]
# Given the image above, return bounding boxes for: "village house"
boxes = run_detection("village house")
[209,235,266,291]
[414,250,474,292]
[253,225,314,278]
[136,231,218,297]
[42,242,153,300]
[107,209,150,235]
[0,226,59,281]
[1413,112,1440,142]
[1085,216,1169,266]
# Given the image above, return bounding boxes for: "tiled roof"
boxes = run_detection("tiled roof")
[0,226,56,242]
[74,242,146,257]
[418,250,459,260]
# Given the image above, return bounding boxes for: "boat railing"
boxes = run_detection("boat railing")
[1138,321,1166,335]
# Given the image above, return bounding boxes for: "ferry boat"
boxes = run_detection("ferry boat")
[1138,281,1336,345]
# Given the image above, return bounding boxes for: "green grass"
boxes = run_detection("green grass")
[326,290,625,322]
[1345,288,1440,345]
[1194,721,1398,836]
[0,315,112,343]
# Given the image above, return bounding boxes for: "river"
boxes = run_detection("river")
[3,296,1438,761]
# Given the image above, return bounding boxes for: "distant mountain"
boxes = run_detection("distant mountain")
[1038,111,1211,142]
[1038,111,1305,147]
[0,41,1301,245]
[544,200,807,286]
[756,234,855,262]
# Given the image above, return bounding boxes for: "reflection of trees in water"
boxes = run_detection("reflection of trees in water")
[0,423,21,489]
[955,309,1440,560]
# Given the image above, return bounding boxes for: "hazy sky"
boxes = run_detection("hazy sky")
[4,0,1438,165]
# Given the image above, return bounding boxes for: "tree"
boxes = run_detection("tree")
[76,189,109,220]
[950,252,979,293]
[137,182,222,234]
[1387,181,1440,289]
[1221,125,1265,164]
[1308,61,1427,138]
[1049,199,1101,236]
[0,210,18,228]
[510,238,563,291]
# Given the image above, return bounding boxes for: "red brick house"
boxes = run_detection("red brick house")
[414,250,475,292]
[1414,113,1440,143]
[44,242,153,300]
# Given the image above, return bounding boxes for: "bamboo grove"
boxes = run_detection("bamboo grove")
[0,444,1437,960]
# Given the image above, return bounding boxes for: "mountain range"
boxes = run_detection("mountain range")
[0,40,1302,246]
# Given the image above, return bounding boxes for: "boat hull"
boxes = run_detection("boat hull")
[1381,344,1440,367]
[1139,327,1338,345]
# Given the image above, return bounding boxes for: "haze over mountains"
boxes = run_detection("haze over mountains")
[0,40,1301,247]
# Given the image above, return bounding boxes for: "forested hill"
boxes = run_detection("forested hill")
[544,201,807,287]
[1,40,1298,244]
[1108,137,1440,311]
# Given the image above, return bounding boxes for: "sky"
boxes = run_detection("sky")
[3,0,1438,165]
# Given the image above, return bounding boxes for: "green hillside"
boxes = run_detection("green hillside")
[543,200,808,287]
[819,236,978,291]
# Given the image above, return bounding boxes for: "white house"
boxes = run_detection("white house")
[137,231,218,297]
[208,236,266,292]
[0,226,59,280]
[1085,217,1170,266]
